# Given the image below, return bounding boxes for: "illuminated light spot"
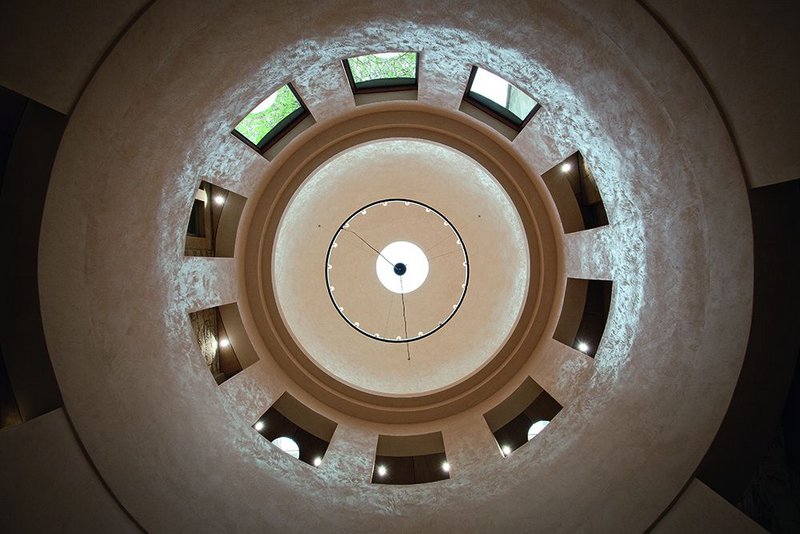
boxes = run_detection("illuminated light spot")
[527,420,550,441]
[272,437,300,459]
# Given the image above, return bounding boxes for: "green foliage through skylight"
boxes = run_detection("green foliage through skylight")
[234,85,302,146]
[347,52,417,84]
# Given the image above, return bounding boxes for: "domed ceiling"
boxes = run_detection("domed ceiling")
[272,139,529,395]
[34,1,752,531]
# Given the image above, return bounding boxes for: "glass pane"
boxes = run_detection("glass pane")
[234,85,302,145]
[347,52,417,84]
[469,67,537,122]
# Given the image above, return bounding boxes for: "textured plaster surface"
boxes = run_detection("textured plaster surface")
[36,0,752,532]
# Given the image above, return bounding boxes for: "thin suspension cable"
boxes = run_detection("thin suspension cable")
[423,213,480,254]
[400,278,410,361]
[343,228,393,265]
[427,248,463,261]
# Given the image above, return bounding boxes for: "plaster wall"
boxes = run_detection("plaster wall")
[32,0,753,531]
[644,0,800,188]
[652,479,765,533]
[0,0,153,114]
[0,409,138,532]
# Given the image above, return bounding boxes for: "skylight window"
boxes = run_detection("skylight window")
[343,52,418,93]
[232,83,309,152]
[463,66,539,130]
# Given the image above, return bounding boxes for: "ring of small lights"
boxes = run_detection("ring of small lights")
[325,199,469,343]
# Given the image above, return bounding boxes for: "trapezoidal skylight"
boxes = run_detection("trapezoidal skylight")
[232,83,309,153]
[343,52,418,93]
[464,66,539,130]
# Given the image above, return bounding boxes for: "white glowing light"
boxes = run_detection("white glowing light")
[560,162,572,173]
[375,241,429,294]
[501,445,512,456]
[254,421,265,431]
[527,420,550,441]
[251,91,278,113]
[214,195,225,205]
[313,457,322,467]
[376,465,387,477]
[219,338,230,348]
[442,461,451,473]
[272,436,300,459]
[374,52,402,59]
[471,67,511,107]
[577,341,590,352]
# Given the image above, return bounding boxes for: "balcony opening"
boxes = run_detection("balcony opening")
[253,392,337,468]
[484,377,562,456]
[342,52,418,105]
[554,278,612,358]
[542,151,609,233]
[188,303,258,385]
[184,181,245,257]
[232,82,314,159]
[460,66,540,140]
[372,432,450,485]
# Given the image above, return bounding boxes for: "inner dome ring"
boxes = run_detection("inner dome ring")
[325,198,469,344]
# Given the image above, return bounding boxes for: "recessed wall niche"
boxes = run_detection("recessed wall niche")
[459,66,540,141]
[188,303,258,385]
[252,392,337,467]
[372,432,451,485]
[554,278,612,358]
[541,151,608,233]
[184,180,246,257]
[483,377,562,456]
[231,82,315,160]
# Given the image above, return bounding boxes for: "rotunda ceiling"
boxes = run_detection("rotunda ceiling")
[273,139,529,395]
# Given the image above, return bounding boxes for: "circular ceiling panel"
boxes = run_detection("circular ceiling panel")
[273,139,529,395]
[326,199,469,344]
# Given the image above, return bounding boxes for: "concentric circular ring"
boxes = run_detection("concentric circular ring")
[325,198,469,343]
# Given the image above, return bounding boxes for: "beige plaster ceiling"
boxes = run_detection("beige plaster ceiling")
[273,139,529,395]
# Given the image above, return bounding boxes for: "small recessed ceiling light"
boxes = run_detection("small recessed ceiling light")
[501,445,512,456]
[560,162,572,173]
[313,457,322,467]
[219,338,230,348]
[577,341,589,352]
[254,421,264,431]
[214,195,225,205]
[377,465,387,477]
[442,461,450,472]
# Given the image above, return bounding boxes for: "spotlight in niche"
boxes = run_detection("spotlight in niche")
[576,341,589,353]
[313,457,322,467]
[442,461,451,473]
[219,338,230,348]
[501,445,512,456]
[560,162,572,173]
[254,421,265,431]
[214,195,225,205]
[376,465,387,477]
